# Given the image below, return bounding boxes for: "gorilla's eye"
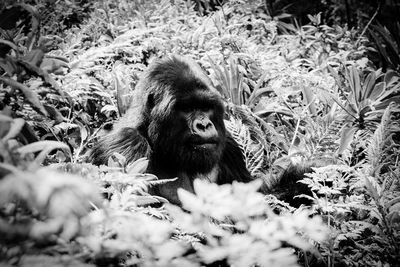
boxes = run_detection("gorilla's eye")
[176,102,194,113]
[176,99,215,113]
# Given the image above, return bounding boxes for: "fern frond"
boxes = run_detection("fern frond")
[247,146,264,175]
[315,113,346,154]
[382,169,400,191]
[225,117,265,176]
[366,103,395,175]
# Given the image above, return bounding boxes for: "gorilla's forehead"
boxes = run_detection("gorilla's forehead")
[174,89,221,105]
[148,55,217,95]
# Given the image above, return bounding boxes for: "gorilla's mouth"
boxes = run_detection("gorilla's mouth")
[193,142,218,150]
[188,136,220,149]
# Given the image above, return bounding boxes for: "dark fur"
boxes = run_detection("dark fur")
[270,158,337,207]
[90,55,252,204]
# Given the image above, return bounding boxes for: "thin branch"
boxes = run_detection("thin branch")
[355,2,382,47]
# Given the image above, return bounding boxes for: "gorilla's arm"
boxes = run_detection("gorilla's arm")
[90,127,150,165]
[217,134,253,184]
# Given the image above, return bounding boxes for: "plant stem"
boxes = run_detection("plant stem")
[355,2,382,47]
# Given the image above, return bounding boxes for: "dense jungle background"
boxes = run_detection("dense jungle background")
[1,0,400,266]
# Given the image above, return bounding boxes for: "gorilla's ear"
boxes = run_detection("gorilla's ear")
[146,93,155,110]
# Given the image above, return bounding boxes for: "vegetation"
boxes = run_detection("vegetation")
[0,0,399,266]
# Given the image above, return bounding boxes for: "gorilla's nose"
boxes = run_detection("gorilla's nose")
[193,118,218,139]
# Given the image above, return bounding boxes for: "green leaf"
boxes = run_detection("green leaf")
[43,104,65,123]
[0,56,18,76]
[0,114,13,122]
[0,39,20,52]
[337,126,357,155]
[369,81,385,101]
[364,71,377,99]
[0,77,48,116]
[22,48,44,67]
[1,118,25,141]
[127,157,149,174]
[18,59,72,105]
[384,70,398,86]
[327,65,342,86]
[302,86,316,116]
[114,71,130,116]
[349,66,362,104]
[374,96,400,110]
[17,141,69,155]
[17,141,71,167]
[40,57,69,74]
[365,175,382,200]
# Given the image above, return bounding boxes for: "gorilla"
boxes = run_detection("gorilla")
[90,55,253,204]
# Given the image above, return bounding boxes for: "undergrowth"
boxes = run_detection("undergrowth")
[0,0,399,266]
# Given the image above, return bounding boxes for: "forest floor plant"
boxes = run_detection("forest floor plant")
[0,0,399,266]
